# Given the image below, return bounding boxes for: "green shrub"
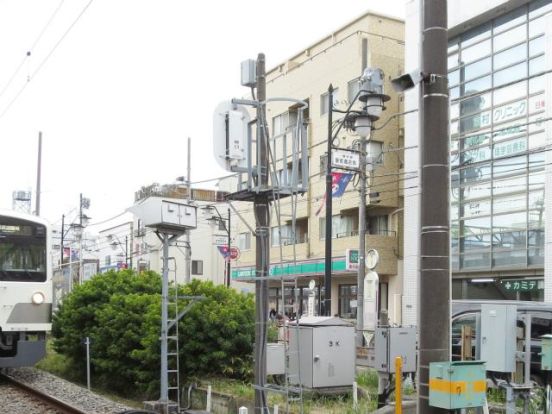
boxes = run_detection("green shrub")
[52,271,254,398]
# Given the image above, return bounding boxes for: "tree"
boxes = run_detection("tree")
[52,271,255,398]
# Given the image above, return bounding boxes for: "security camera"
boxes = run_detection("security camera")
[391,70,425,92]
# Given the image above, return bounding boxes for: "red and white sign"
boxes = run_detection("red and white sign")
[217,245,240,261]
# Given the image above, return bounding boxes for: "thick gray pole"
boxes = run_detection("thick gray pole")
[185,137,192,284]
[254,52,269,414]
[356,133,367,346]
[418,0,450,412]
[35,131,42,216]
[323,84,334,316]
[227,208,231,288]
[160,233,169,403]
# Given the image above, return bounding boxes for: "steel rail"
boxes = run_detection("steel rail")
[0,372,88,414]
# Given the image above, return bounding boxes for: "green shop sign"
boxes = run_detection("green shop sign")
[499,279,541,292]
[232,259,348,279]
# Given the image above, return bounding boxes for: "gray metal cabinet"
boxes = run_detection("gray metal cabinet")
[288,317,354,389]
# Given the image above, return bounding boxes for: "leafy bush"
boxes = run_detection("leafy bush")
[174,279,255,379]
[52,270,254,398]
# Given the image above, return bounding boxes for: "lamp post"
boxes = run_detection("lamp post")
[109,234,129,268]
[326,68,389,337]
[201,205,231,287]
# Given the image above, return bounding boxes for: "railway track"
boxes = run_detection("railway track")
[0,372,87,414]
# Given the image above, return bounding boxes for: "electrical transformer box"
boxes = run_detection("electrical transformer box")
[429,361,487,410]
[480,304,517,373]
[374,326,417,373]
[288,317,355,389]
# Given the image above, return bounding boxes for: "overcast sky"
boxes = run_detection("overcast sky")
[0,0,405,229]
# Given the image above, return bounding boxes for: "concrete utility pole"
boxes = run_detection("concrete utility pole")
[254,52,269,414]
[35,131,42,216]
[184,137,192,284]
[323,85,334,316]
[418,0,450,412]
[357,134,367,346]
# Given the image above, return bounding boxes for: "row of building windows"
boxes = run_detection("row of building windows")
[448,0,550,272]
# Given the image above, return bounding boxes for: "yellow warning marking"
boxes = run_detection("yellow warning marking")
[472,380,486,393]
[429,379,467,394]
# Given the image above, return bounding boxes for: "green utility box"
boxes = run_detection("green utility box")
[429,361,486,410]
[541,335,552,371]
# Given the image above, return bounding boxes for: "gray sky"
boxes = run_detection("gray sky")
[0,0,405,228]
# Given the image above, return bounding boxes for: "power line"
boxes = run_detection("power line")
[0,0,95,120]
[0,0,65,99]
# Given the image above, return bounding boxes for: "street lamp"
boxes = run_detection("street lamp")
[325,67,389,345]
[108,234,129,268]
[201,205,231,288]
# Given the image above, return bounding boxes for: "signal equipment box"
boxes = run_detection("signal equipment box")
[374,326,417,373]
[288,317,354,389]
[480,304,517,373]
[128,197,197,234]
[541,334,552,371]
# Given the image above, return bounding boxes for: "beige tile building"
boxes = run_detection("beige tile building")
[227,12,405,323]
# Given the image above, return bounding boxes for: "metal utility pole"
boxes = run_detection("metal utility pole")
[125,235,129,267]
[129,221,134,269]
[254,52,269,414]
[60,214,65,265]
[226,208,231,288]
[160,233,170,405]
[184,137,192,284]
[323,84,334,316]
[35,131,42,216]
[418,0,450,412]
[357,135,367,346]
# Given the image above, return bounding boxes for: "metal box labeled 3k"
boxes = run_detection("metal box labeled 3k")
[429,361,486,410]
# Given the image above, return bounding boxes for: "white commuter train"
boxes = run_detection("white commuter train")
[0,210,52,367]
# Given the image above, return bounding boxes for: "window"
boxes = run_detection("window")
[237,232,251,251]
[271,225,292,246]
[339,285,357,319]
[319,214,356,239]
[320,88,339,115]
[272,111,297,137]
[105,255,111,266]
[192,260,203,275]
[368,215,389,235]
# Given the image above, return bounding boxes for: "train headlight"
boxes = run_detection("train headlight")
[32,292,45,305]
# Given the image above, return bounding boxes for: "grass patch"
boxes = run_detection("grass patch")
[36,337,79,382]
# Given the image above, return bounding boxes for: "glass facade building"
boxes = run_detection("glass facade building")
[448,0,552,300]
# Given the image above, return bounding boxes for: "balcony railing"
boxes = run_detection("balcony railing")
[330,229,396,239]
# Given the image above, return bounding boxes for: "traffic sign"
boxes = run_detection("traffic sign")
[217,245,240,261]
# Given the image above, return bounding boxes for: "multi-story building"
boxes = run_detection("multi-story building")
[226,12,405,323]
[403,0,552,325]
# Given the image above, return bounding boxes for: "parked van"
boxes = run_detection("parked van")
[452,300,552,385]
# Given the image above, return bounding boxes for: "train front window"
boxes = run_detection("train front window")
[0,219,46,282]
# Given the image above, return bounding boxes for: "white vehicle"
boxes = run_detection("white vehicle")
[0,210,52,367]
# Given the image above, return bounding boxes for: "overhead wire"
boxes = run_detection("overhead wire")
[0,0,65,99]
[0,0,95,120]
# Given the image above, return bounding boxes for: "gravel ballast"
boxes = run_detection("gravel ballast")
[2,367,136,414]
